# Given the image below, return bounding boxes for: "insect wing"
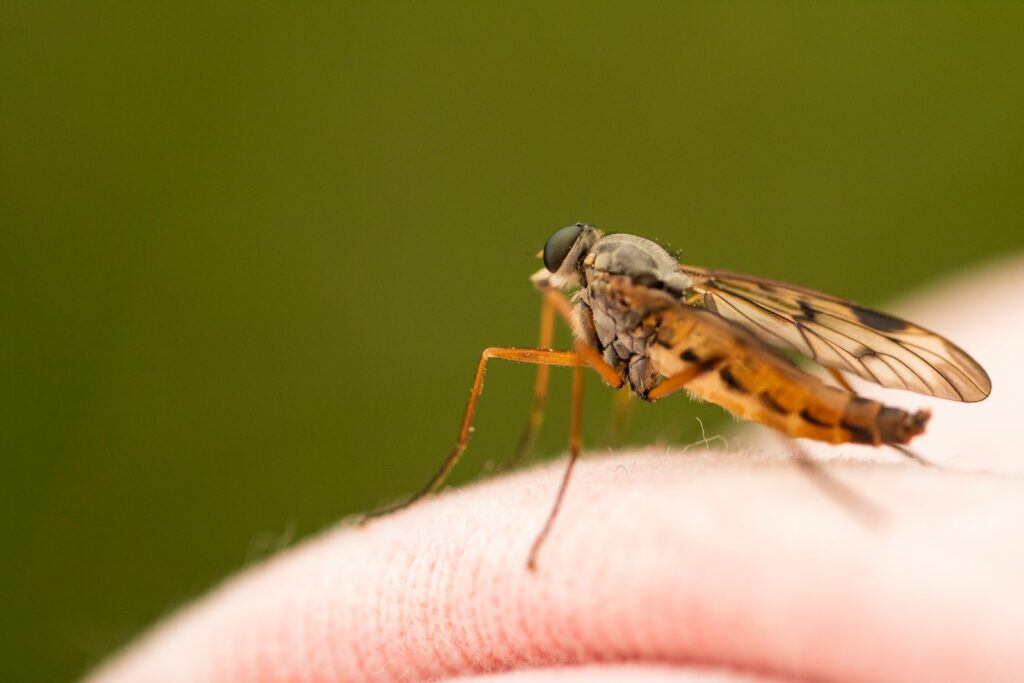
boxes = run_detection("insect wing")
[680,266,991,402]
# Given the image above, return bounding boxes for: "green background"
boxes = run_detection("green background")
[2,3,1022,680]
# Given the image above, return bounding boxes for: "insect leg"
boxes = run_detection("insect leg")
[607,389,634,448]
[541,287,624,388]
[527,361,585,571]
[645,357,726,401]
[889,444,935,467]
[509,294,557,467]
[777,435,886,528]
[363,347,584,520]
[826,367,856,393]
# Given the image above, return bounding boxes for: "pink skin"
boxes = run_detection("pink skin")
[85,257,1024,683]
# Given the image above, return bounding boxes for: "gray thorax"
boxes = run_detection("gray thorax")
[577,233,694,397]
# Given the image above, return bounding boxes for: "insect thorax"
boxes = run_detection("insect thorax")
[577,234,694,397]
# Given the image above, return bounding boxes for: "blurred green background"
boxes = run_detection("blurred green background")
[2,2,1022,680]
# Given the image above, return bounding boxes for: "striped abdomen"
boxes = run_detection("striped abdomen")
[649,306,930,445]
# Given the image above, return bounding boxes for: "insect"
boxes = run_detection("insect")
[368,223,991,568]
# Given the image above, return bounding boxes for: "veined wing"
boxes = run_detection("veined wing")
[679,265,991,402]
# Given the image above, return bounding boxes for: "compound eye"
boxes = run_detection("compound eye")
[543,223,584,272]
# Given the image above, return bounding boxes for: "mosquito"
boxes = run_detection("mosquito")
[366,223,992,569]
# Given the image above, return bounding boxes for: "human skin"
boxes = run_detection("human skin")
[84,256,1024,683]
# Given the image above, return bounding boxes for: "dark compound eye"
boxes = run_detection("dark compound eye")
[543,223,584,272]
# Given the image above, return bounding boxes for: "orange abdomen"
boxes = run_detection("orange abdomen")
[649,307,930,446]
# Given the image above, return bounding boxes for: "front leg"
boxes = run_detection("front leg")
[644,356,726,401]
[512,287,625,465]
[363,347,584,520]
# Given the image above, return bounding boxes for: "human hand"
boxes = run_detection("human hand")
[85,256,1024,683]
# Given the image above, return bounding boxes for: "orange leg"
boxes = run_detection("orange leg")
[826,367,856,393]
[542,288,623,387]
[527,361,585,571]
[363,347,584,519]
[510,296,557,466]
[645,358,724,401]
[511,289,624,466]
[607,388,634,448]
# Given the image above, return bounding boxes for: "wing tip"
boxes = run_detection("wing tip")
[960,375,992,403]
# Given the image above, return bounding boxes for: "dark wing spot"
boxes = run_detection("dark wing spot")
[719,366,748,393]
[680,349,699,363]
[796,299,817,322]
[852,305,908,332]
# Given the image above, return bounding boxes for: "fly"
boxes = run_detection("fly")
[366,223,992,569]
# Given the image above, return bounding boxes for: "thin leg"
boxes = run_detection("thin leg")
[527,361,586,571]
[511,288,624,468]
[889,444,935,467]
[510,296,556,467]
[645,357,724,401]
[363,347,584,520]
[826,367,856,393]
[777,435,885,528]
[607,389,634,448]
[542,288,623,388]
